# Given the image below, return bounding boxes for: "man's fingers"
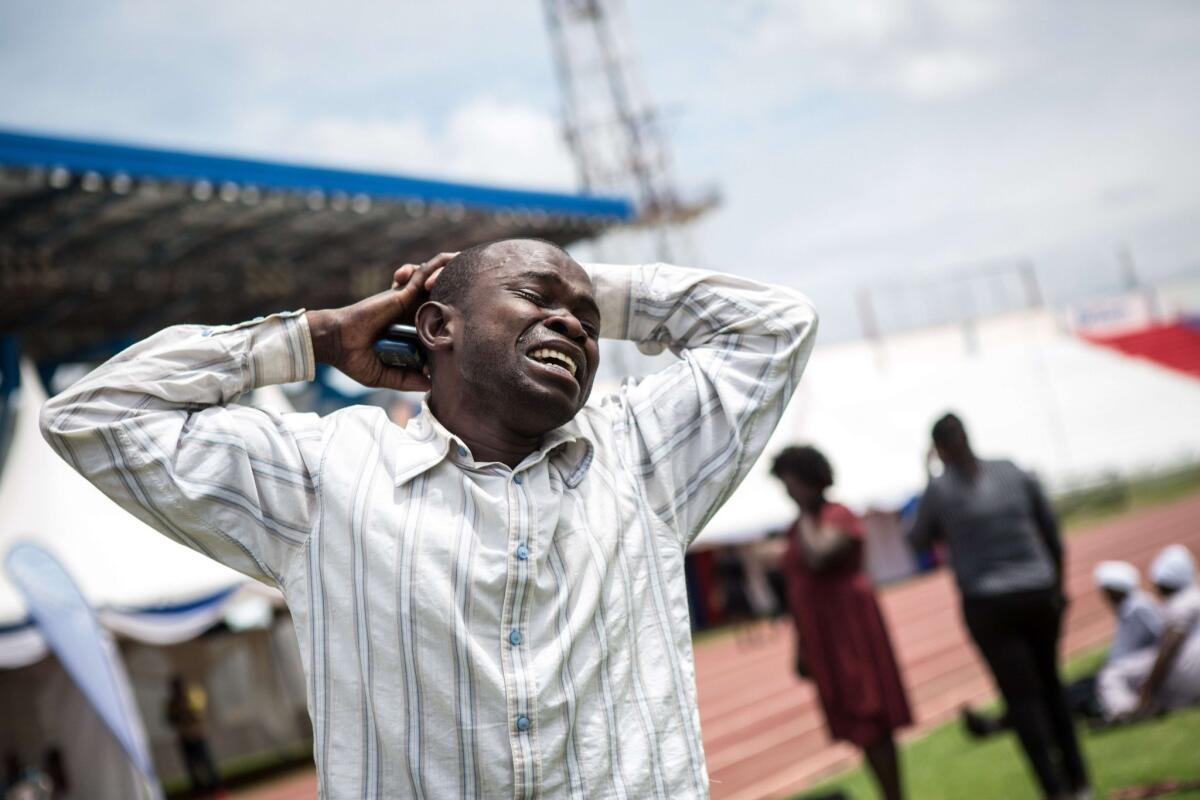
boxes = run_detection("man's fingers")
[391,252,455,290]
[390,263,415,290]
[427,251,458,269]
[424,267,444,290]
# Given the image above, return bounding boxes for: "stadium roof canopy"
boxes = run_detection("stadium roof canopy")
[0,129,633,364]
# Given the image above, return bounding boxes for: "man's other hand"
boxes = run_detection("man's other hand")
[306,252,456,392]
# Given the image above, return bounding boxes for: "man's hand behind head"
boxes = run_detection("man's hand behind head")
[306,252,456,392]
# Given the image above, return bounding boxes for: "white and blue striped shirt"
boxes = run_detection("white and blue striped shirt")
[41,262,817,798]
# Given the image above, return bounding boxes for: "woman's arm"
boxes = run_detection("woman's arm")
[797,515,856,573]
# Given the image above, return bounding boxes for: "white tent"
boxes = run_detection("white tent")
[696,308,1200,547]
[0,362,258,660]
[0,367,306,799]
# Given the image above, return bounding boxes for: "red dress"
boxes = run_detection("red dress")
[785,503,912,746]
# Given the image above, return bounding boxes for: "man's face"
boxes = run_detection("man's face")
[452,241,601,436]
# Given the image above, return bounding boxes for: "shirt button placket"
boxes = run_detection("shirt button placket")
[506,469,534,784]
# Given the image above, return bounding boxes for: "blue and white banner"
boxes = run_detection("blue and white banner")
[5,542,162,799]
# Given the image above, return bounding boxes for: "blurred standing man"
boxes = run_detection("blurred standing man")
[41,239,817,799]
[165,676,221,795]
[907,413,1090,800]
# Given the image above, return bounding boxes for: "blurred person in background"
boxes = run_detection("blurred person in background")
[166,675,222,796]
[773,445,911,800]
[963,560,1163,734]
[1099,544,1200,721]
[1094,561,1166,663]
[907,413,1090,800]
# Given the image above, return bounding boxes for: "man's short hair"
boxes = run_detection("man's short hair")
[430,238,569,307]
[771,445,834,490]
[931,412,967,448]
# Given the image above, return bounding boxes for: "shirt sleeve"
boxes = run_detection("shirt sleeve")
[905,484,942,552]
[1023,468,1063,576]
[39,311,322,586]
[586,262,818,547]
[1164,592,1200,635]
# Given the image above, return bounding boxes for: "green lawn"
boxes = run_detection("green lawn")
[1058,464,1200,532]
[799,647,1200,800]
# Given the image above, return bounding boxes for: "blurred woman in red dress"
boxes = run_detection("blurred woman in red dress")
[772,445,912,800]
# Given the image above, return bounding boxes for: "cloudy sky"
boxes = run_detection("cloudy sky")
[2,0,1198,338]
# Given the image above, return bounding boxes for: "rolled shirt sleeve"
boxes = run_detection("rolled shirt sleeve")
[40,311,323,585]
[586,262,819,547]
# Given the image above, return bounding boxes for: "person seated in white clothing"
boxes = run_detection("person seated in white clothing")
[1098,545,1200,721]
[1095,560,1163,663]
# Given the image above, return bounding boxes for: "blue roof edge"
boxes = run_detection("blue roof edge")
[0,128,634,220]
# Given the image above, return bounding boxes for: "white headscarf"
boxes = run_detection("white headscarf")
[1150,544,1196,591]
[1093,560,1139,594]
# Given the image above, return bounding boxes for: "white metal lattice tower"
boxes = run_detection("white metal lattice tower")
[542,0,715,263]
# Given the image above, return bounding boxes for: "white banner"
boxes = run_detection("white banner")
[5,543,162,799]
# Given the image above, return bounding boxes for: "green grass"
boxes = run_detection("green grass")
[798,646,1200,800]
[1057,464,1200,532]
[163,744,312,796]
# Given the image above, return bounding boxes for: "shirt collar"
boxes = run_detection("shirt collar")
[393,399,595,488]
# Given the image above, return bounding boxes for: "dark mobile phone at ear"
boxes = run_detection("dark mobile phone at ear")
[373,324,424,369]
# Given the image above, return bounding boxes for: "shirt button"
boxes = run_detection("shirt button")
[515,543,529,561]
[516,715,531,732]
[513,473,524,485]
[509,629,522,646]
[457,446,469,457]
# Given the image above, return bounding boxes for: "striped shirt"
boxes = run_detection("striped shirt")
[41,262,818,799]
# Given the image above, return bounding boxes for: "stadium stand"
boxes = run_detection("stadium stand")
[0,128,632,365]
[1082,320,1200,380]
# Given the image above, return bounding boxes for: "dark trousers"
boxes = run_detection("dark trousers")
[963,589,1089,796]
[180,737,221,792]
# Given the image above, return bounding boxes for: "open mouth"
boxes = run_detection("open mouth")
[527,346,580,381]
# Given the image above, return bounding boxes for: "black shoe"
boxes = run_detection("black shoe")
[961,706,1002,739]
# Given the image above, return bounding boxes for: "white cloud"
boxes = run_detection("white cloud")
[441,98,576,189]
[757,0,906,49]
[730,0,1011,102]
[232,97,576,191]
[893,49,1000,99]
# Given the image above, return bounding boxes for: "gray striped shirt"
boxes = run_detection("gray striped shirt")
[41,261,817,799]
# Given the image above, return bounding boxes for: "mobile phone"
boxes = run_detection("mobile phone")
[373,324,425,369]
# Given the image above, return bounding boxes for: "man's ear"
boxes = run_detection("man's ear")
[415,301,455,352]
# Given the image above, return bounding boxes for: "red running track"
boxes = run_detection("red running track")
[233,494,1200,800]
